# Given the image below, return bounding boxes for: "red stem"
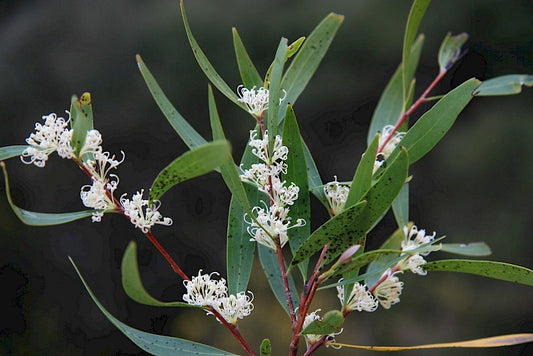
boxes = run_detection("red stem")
[73,158,259,354]
[377,69,447,153]
[289,243,329,356]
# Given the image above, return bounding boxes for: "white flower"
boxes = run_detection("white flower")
[237,86,287,117]
[402,254,428,275]
[324,176,350,215]
[237,85,270,117]
[183,270,254,324]
[79,129,125,182]
[402,225,436,254]
[337,282,378,313]
[120,190,173,233]
[372,269,403,309]
[80,178,118,222]
[21,112,74,167]
[183,271,228,308]
[373,125,406,173]
[217,292,254,324]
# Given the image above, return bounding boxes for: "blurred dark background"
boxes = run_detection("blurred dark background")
[0,0,532,355]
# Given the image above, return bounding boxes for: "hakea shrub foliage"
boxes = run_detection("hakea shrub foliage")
[1,0,533,355]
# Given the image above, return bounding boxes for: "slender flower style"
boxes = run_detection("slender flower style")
[80,178,118,222]
[120,190,173,233]
[337,282,378,313]
[324,176,350,215]
[240,130,305,250]
[183,270,254,324]
[374,124,406,173]
[372,269,404,309]
[21,112,74,167]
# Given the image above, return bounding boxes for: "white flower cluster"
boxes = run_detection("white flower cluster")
[372,269,404,309]
[120,190,173,233]
[21,113,75,167]
[374,124,406,173]
[21,112,173,229]
[302,309,343,348]
[241,130,305,250]
[237,85,270,117]
[399,225,438,275]
[183,271,254,325]
[324,176,350,216]
[336,282,378,313]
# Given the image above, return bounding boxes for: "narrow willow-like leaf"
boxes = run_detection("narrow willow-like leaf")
[329,333,533,351]
[367,35,424,144]
[291,201,367,267]
[208,86,251,214]
[438,32,468,71]
[300,310,344,335]
[282,105,310,277]
[232,28,263,89]
[388,78,481,165]
[392,183,409,228]
[0,145,28,161]
[258,244,299,315]
[345,133,379,208]
[180,1,246,111]
[303,140,328,208]
[69,93,94,160]
[267,38,288,154]
[260,339,272,356]
[365,224,408,287]
[264,37,305,87]
[121,241,194,308]
[149,141,231,201]
[280,13,344,120]
[402,0,431,103]
[1,162,95,225]
[423,259,533,286]
[475,74,533,96]
[70,258,236,356]
[136,55,207,149]
[440,242,491,256]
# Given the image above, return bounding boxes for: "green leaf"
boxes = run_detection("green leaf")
[367,35,424,144]
[402,0,431,103]
[300,310,343,335]
[475,74,533,96]
[1,162,95,225]
[328,333,533,351]
[208,86,251,213]
[388,78,481,165]
[136,55,207,149]
[280,13,344,119]
[355,148,409,234]
[225,130,261,294]
[303,140,328,208]
[232,28,263,89]
[69,93,94,160]
[286,37,305,60]
[345,133,379,208]
[180,1,246,110]
[260,339,272,356]
[423,259,533,286]
[364,223,407,287]
[291,201,367,267]
[440,242,491,256]
[438,32,468,71]
[149,141,231,201]
[267,38,288,153]
[121,241,194,307]
[0,145,28,161]
[70,257,236,355]
[282,105,310,277]
[258,244,299,315]
[392,183,409,228]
